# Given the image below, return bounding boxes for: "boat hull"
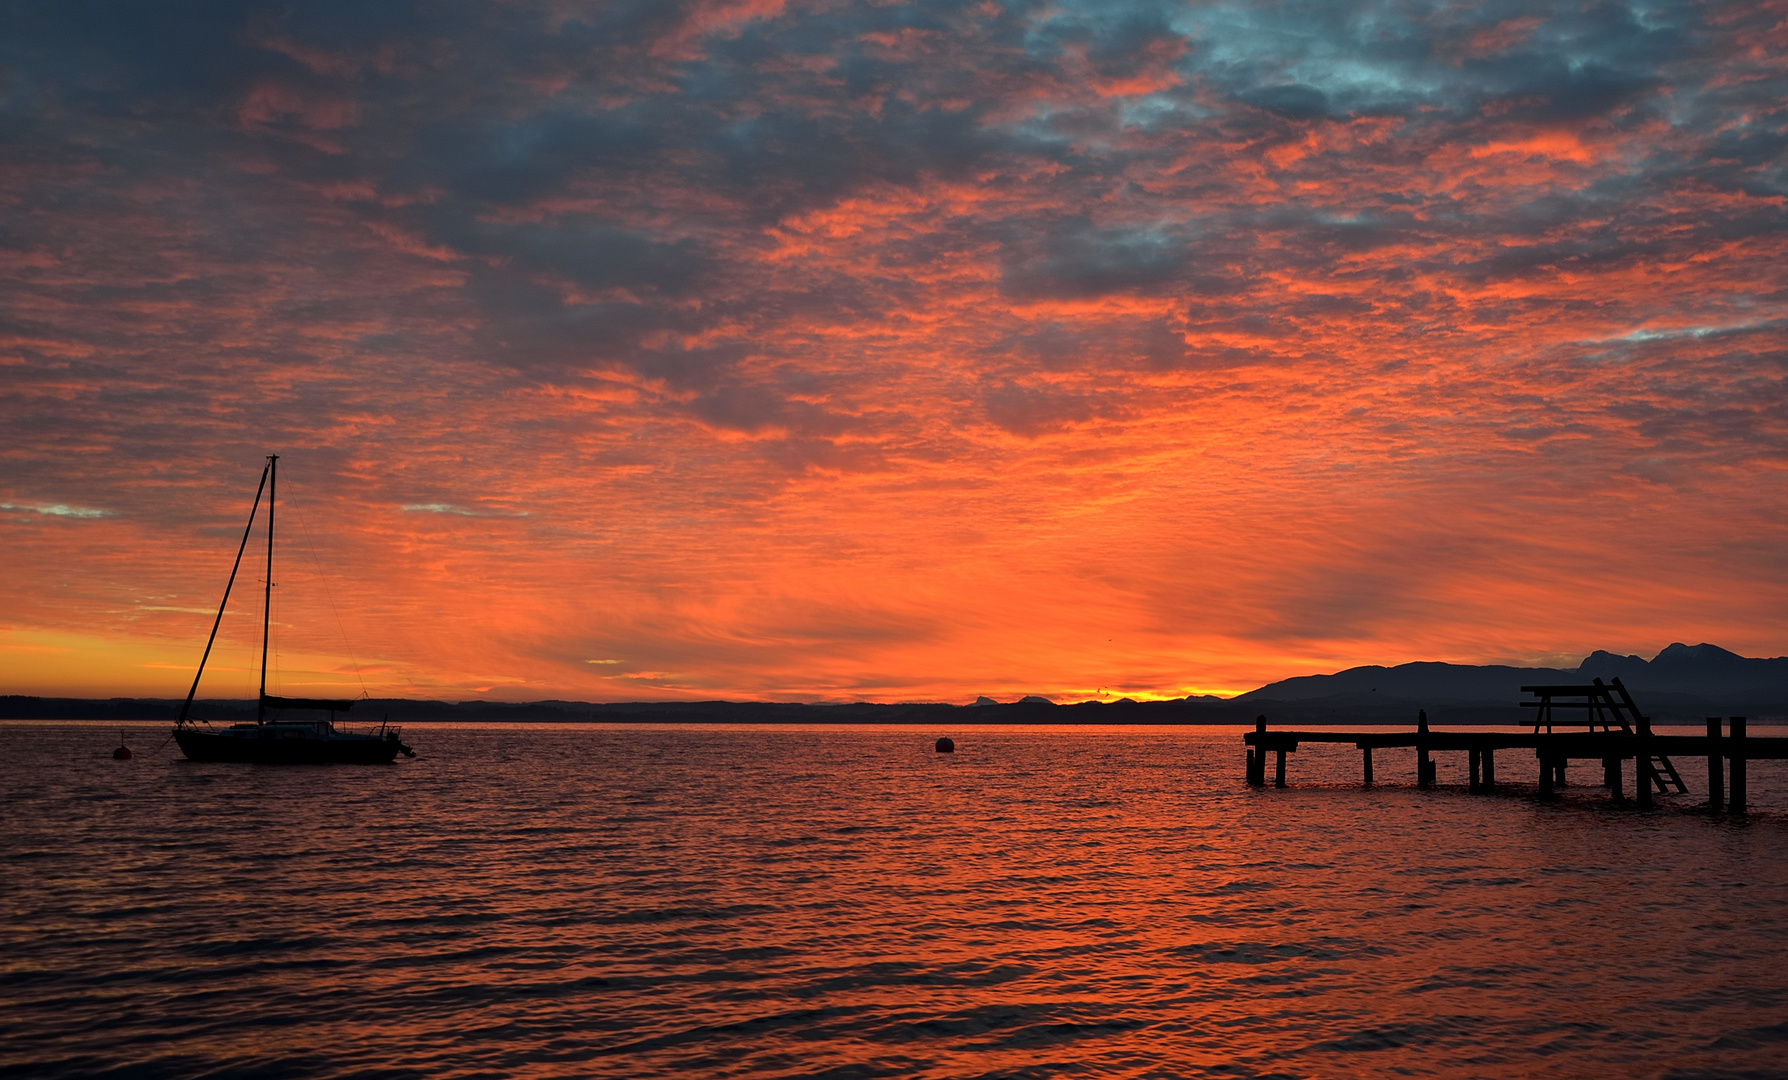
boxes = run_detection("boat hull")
[173,726,404,765]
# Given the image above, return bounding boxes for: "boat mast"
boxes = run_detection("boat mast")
[175,459,271,728]
[258,454,277,723]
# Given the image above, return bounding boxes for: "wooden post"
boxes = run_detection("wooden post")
[1417,710,1433,789]
[1249,715,1267,786]
[1538,753,1554,796]
[1730,716,1747,814]
[1705,717,1723,811]
[1606,755,1624,802]
[1468,748,1480,792]
[1483,748,1496,792]
[1362,747,1373,785]
[1274,748,1287,788]
[1636,719,1654,809]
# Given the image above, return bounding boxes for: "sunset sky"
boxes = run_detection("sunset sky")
[3,0,1786,703]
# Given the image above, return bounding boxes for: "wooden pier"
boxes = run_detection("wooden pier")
[1243,678,1783,811]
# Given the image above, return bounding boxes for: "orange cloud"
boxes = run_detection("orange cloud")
[4,0,1787,702]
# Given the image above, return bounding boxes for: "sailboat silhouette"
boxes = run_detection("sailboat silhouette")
[171,455,413,764]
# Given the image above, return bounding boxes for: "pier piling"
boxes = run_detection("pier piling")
[1730,716,1747,814]
[1705,717,1723,811]
[1636,722,1655,809]
[1483,748,1496,792]
[1362,747,1373,785]
[1274,749,1287,788]
[1417,710,1433,788]
[1538,754,1554,796]
[1247,716,1267,786]
[1468,748,1480,792]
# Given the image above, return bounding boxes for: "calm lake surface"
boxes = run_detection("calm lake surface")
[4,721,1787,1079]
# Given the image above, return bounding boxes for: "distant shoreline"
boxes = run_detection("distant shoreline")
[6,695,1784,726]
[16,717,1785,728]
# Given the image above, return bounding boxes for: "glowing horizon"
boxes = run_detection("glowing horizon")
[4,1,1786,703]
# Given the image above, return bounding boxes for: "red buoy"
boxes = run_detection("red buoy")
[113,744,132,760]
[935,736,955,753]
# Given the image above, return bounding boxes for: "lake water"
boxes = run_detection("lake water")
[4,721,1787,1079]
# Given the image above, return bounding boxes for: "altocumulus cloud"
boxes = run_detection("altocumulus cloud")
[2,503,114,519]
[0,0,1785,700]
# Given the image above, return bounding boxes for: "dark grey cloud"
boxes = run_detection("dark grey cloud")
[2,0,1783,445]
[1239,83,1331,120]
[1000,218,1196,299]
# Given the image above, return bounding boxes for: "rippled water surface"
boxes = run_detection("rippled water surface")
[5,721,1788,1079]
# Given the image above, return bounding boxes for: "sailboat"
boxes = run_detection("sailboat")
[172,455,414,764]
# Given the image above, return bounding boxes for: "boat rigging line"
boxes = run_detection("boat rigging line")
[175,458,270,729]
[259,455,276,722]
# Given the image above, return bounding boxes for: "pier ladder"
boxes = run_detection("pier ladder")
[1520,677,1687,795]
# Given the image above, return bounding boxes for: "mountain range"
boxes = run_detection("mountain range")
[1230,642,1788,723]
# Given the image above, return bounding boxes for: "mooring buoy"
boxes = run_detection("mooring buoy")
[935,736,955,753]
[113,741,132,760]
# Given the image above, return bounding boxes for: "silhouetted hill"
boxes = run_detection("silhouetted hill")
[1236,643,1788,722]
